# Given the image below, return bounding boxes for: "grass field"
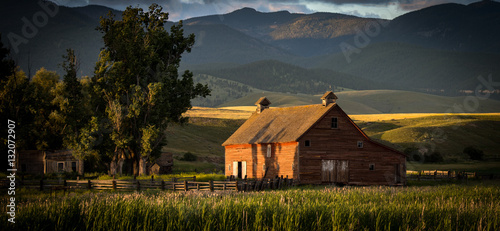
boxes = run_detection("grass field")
[3,182,499,230]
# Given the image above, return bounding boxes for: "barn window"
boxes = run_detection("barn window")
[71,162,77,172]
[331,117,338,129]
[277,163,280,171]
[228,164,231,171]
[357,141,364,148]
[267,144,272,158]
[57,162,64,172]
[369,163,375,171]
[305,140,311,147]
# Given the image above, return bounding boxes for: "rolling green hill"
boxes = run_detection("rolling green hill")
[357,114,500,161]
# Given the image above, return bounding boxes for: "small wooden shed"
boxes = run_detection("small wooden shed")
[17,150,82,174]
[222,92,406,185]
[148,152,173,175]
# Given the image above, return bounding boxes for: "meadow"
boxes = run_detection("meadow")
[2,181,499,230]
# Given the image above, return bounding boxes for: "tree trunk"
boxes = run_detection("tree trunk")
[109,148,119,176]
[132,156,139,176]
[117,157,124,176]
[109,159,117,176]
[139,156,147,176]
[78,159,84,176]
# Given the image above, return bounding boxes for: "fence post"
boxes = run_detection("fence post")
[112,180,117,190]
[161,180,165,191]
[88,180,92,190]
[197,183,200,191]
[136,180,141,191]
[209,180,214,192]
[193,176,196,182]
[151,175,154,182]
[235,180,239,192]
[418,171,421,181]
[63,180,67,192]
[434,171,437,180]
[223,182,226,191]
[40,178,44,191]
[184,180,189,192]
[172,181,175,191]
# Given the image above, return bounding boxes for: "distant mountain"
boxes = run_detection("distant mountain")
[378,1,500,53]
[182,24,295,64]
[185,8,385,56]
[0,0,115,76]
[195,60,390,95]
[0,0,499,101]
[313,42,500,93]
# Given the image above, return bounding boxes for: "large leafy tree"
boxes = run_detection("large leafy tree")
[91,4,210,175]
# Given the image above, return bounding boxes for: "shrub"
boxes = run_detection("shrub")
[404,147,422,161]
[463,146,484,160]
[180,152,197,161]
[424,151,444,163]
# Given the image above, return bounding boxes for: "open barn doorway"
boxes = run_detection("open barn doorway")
[232,161,247,179]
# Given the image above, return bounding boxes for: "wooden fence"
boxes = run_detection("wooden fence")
[1,176,295,192]
[406,170,498,181]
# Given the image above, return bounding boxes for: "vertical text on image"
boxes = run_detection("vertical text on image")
[7,119,17,224]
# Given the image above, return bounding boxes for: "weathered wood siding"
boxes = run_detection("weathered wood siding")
[298,105,406,185]
[225,142,298,179]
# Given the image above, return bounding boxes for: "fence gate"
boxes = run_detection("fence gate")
[321,160,349,183]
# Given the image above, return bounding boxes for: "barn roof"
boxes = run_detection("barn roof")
[222,103,336,146]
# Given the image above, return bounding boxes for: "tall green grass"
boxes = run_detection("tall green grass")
[2,183,499,230]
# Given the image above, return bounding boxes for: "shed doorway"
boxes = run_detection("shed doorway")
[232,161,247,179]
[321,160,349,184]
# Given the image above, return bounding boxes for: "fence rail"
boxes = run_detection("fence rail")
[406,170,498,181]
[0,176,295,192]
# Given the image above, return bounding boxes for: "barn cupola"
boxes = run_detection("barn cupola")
[255,97,271,113]
[321,91,338,106]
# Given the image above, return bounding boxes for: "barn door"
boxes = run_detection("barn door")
[233,161,238,177]
[336,160,349,183]
[321,160,335,182]
[321,160,349,183]
[241,161,247,179]
[395,164,401,184]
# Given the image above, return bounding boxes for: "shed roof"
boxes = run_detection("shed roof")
[222,103,335,146]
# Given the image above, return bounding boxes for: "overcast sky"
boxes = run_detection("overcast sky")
[52,0,480,21]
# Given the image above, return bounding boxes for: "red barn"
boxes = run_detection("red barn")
[222,92,406,185]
